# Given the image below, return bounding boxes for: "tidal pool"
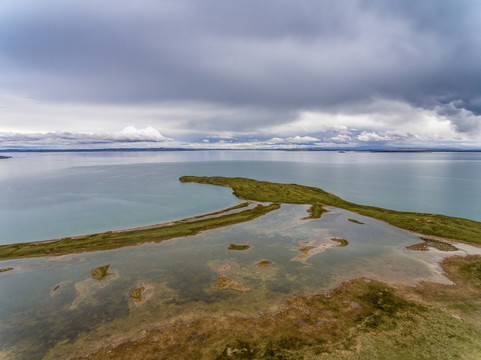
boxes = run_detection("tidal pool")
[1,204,478,359]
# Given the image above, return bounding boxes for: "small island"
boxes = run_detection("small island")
[0,267,13,273]
[348,218,364,224]
[130,286,145,302]
[228,243,250,251]
[91,265,112,280]
[331,237,349,247]
[299,245,316,259]
[256,260,272,268]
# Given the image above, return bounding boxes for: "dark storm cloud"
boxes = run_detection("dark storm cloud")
[1,0,481,133]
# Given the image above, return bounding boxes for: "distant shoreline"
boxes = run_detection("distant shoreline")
[0,148,480,153]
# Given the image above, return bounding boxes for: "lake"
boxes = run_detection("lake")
[1,150,481,359]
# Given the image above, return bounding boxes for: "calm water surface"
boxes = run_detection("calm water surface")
[1,151,481,359]
[1,150,480,244]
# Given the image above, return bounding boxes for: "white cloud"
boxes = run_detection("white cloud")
[357,131,391,142]
[116,126,170,141]
[330,134,352,143]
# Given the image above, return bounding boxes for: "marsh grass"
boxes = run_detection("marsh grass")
[348,218,365,224]
[460,260,481,290]
[256,260,272,268]
[305,203,329,219]
[332,237,349,247]
[91,265,111,280]
[130,286,145,302]
[180,176,481,245]
[228,244,250,251]
[78,276,481,360]
[0,267,13,273]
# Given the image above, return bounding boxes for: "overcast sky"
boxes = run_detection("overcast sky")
[1,0,481,149]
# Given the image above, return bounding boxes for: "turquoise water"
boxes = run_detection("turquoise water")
[1,150,480,244]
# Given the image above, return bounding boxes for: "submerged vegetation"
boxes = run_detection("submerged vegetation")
[406,237,459,252]
[91,265,112,280]
[78,256,481,360]
[214,275,249,291]
[0,203,279,260]
[228,243,250,251]
[180,176,481,244]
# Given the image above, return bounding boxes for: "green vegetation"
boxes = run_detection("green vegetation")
[348,218,365,224]
[332,237,349,247]
[305,203,329,219]
[0,203,280,260]
[299,245,315,258]
[0,267,13,273]
[460,260,481,290]
[91,264,112,280]
[180,176,481,244]
[130,286,145,302]
[228,243,250,251]
[256,260,272,268]
[189,202,249,219]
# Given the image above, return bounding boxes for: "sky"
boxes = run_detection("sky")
[1,0,481,150]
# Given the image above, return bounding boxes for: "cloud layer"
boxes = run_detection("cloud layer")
[1,1,481,148]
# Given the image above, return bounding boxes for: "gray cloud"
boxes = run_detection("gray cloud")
[0,126,172,149]
[1,0,481,143]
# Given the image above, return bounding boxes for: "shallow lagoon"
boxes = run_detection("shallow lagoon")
[2,204,480,359]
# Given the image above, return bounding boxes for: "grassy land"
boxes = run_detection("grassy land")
[459,259,481,290]
[189,202,249,219]
[0,204,280,260]
[180,176,481,245]
[228,244,250,251]
[305,203,329,219]
[91,265,112,280]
